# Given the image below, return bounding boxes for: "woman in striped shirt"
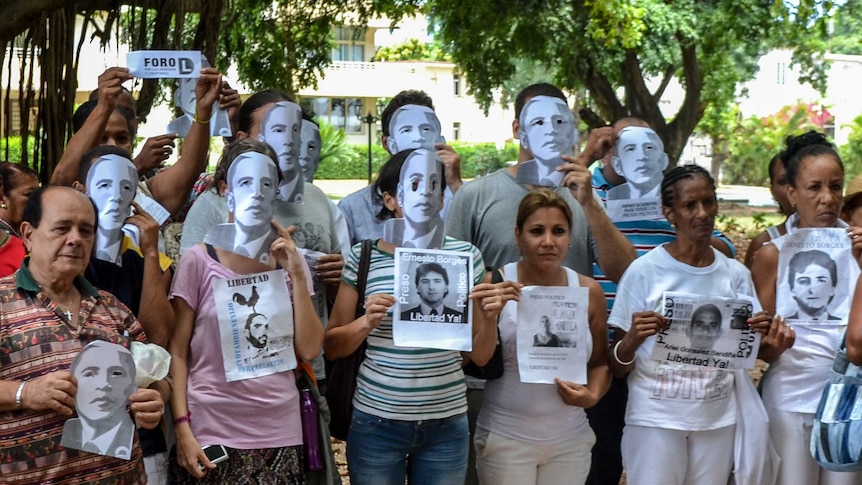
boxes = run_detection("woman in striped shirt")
[324,148,502,485]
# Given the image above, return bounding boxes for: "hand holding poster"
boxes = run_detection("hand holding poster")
[212,269,297,381]
[392,247,473,351]
[775,227,859,325]
[127,51,202,78]
[516,286,590,384]
[650,292,759,370]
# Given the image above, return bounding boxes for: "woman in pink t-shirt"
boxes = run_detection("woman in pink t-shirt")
[167,139,323,484]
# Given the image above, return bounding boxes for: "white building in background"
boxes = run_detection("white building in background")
[295,17,514,146]
[677,49,862,170]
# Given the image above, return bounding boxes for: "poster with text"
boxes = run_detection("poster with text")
[775,227,858,325]
[650,292,759,370]
[516,286,590,384]
[606,196,663,223]
[393,247,473,351]
[212,269,296,381]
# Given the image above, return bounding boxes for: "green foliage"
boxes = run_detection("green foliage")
[839,114,862,180]
[0,136,37,165]
[827,0,862,55]
[426,0,834,165]
[722,102,832,185]
[314,141,517,180]
[373,38,451,62]
[317,119,351,167]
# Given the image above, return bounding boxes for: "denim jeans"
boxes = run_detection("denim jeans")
[347,409,469,485]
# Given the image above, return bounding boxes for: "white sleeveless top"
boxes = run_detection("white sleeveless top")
[477,262,593,444]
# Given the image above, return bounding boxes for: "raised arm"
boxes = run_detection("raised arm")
[51,68,132,185]
[146,68,223,216]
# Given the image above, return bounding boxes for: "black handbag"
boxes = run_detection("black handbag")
[323,239,372,441]
[462,268,504,380]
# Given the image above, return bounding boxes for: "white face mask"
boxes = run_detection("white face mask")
[87,154,137,234]
[519,96,576,164]
[226,152,279,233]
[258,101,302,179]
[387,105,443,154]
[298,120,321,182]
[612,126,668,187]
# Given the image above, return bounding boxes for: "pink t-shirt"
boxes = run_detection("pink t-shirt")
[170,244,313,449]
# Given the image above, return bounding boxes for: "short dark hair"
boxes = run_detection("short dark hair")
[72,101,98,134]
[372,149,416,221]
[787,249,837,289]
[213,138,282,189]
[78,146,134,186]
[415,262,449,286]
[380,90,434,137]
[784,131,843,187]
[22,185,98,229]
[660,165,715,208]
[514,83,566,120]
[0,162,38,196]
[691,304,722,329]
[237,89,292,134]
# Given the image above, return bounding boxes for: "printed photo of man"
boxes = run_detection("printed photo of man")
[532,315,563,347]
[258,101,303,202]
[386,104,443,154]
[607,126,669,200]
[61,341,137,459]
[401,262,464,323]
[686,304,723,352]
[786,249,841,322]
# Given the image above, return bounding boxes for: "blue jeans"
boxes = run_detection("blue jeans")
[347,409,468,485]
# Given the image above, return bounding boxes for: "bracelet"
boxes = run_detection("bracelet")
[173,413,191,426]
[613,340,635,366]
[193,111,211,124]
[14,381,26,409]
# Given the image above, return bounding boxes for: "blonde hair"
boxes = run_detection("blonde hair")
[515,188,573,231]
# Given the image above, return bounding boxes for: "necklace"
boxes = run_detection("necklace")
[38,283,81,332]
[0,217,19,238]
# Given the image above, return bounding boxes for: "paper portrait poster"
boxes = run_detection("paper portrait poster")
[649,292,760,370]
[257,101,304,203]
[775,227,859,325]
[212,269,297,381]
[516,286,590,384]
[299,120,322,183]
[393,247,474,351]
[386,104,444,154]
[61,341,137,460]
[514,95,577,187]
[166,55,232,138]
[382,148,446,249]
[299,248,328,321]
[203,151,279,264]
[606,126,668,222]
[86,154,137,265]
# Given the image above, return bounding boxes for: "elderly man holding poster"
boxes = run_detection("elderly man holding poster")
[0,186,164,483]
[169,138,322,484]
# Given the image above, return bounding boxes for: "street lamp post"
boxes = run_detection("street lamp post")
[360,110,378,184]
[358,99,385,185]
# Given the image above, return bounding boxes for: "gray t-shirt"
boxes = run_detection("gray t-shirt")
[445,168,596,275]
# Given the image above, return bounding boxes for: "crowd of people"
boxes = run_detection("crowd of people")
[2,65,862,485]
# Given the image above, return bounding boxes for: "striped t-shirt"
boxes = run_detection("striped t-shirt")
[342,237,485,421]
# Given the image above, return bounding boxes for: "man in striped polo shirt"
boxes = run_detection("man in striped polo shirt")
[0,186,164,484]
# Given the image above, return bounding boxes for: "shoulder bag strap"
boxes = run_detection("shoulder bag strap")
[354,239,373,318]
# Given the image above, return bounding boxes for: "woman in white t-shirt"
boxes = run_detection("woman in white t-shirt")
[474,188,611,485]
[609,165,770,485]
[751,131,862,485]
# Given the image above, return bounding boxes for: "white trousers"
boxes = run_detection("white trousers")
[474,427,595,485]
[766,405,862,485]
[621,424,734,485]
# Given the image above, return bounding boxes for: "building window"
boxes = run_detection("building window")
[300,97,363,133]
[453,73,461,96]
[453,122,461,141]
[776,62,786,85]
[332,26,366,62]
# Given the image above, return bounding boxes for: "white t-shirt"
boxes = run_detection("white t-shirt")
[608,244,759,431]
[477,263,592,444]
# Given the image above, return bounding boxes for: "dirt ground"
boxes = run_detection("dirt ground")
[329,201,774,485]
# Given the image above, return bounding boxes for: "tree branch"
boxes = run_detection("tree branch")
[651,65,675,103]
